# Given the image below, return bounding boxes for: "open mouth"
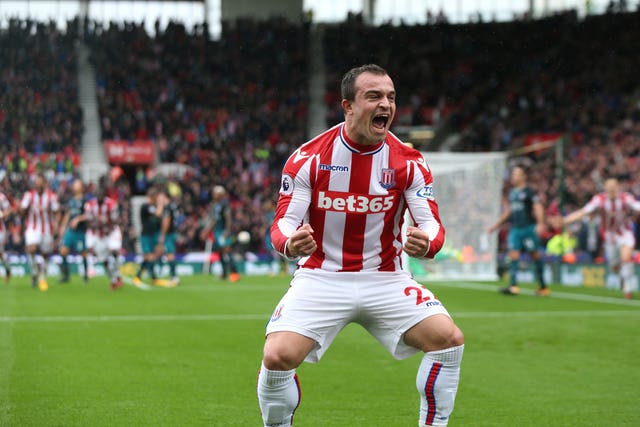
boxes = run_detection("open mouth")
[372,114,389,130]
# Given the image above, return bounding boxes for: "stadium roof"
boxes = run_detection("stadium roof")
[0,0,621,39]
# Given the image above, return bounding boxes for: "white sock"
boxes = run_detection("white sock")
[417,344,464,426]
[621,263,635,294]
[257,363,300,427]
[106,255,120,281]
[39,258,47,281]
[112,255,121,279]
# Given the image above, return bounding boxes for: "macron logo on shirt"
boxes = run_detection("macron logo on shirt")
[319,163,349,172]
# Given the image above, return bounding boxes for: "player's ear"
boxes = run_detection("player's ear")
[341,99,353,115]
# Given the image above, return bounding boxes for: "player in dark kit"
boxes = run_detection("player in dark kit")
[159,190,180,285]
[134,186,164,286]
[487,165,549,296]
[59,179,89,283]
[201,185,240,282]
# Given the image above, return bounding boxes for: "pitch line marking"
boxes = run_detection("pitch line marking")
[0,310,638,323]
[0,314,269,323]
[444,282,640,307]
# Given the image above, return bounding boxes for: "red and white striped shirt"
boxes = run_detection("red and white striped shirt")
[583,191,640,241]
[0,192,11,233]
[84,197,119,237]
[271,123,445,272]
[20,189,59,234]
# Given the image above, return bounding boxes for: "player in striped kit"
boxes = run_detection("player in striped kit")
[257,64,464,427]
[563,178,640,299]
[19,173,60,291]
[85,185,123,290]
[0,190,13,282]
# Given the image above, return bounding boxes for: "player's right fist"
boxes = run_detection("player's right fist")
[286,224,316,257]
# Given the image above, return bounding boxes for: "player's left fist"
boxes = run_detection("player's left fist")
[403,226,430,258]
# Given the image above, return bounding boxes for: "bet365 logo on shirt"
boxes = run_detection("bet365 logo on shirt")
[316,191,394,214]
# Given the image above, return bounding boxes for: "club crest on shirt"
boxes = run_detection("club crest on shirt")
[280,174,294,195]
[380,168,395,189]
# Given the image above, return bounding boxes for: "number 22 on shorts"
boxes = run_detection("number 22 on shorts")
[404,285,435,305]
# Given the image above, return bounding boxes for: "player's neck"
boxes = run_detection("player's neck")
[341,125,384,152]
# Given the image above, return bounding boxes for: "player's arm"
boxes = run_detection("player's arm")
[199,208,215,241]
[18,192,30,217]
[487,202,512,233]
[58,208,71,238]
[70,201,89,230]
[84,201,97,230]
[623,193,640,213]
[158,205,171,247]
[109,201,121,228]
[0,197,12,221]
[533,196,546,234]
[562,208,588,226]
[222,205,232,238]
[51,195,62,237]
[155,194,167,218]
[271,156,315,259]
[563,196,598,226]
[70,212,87,230]
[403,158,444,259]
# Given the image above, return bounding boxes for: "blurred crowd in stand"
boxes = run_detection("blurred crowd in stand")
[1,8,639,262]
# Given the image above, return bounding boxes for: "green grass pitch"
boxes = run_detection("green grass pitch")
[0,273,639,426]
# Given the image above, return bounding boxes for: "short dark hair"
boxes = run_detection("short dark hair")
[513,164,529,176]
[341,64,389,101]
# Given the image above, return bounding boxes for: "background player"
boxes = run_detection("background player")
[134,186,164,286]
[201,185,240,282]
[58,179,89,283]
[19,173,60,291]
[563,177,640,299]
[0,190,13,282]
[85,185,123,290]
[487,165,549,296]
[158,189,180,285]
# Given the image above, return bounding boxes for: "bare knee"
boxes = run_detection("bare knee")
[263,348,301,371]
[427,323,464,351]
[262,332,315,371]
[448,326,465,348]
[405,315,464,352]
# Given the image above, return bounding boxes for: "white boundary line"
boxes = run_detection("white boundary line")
[121,276,152,290]
[0,314,269,323]
[445,282,640,307]
[0,310,638,323]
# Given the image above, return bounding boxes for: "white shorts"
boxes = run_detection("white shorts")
[265,269,451,363]
[25,229,55,253]
[86,229,122,261]
[604,230,636,266]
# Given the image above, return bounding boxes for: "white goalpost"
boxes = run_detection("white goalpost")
[408,151,507,281]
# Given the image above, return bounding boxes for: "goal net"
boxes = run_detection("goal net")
[408,151,507,281]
